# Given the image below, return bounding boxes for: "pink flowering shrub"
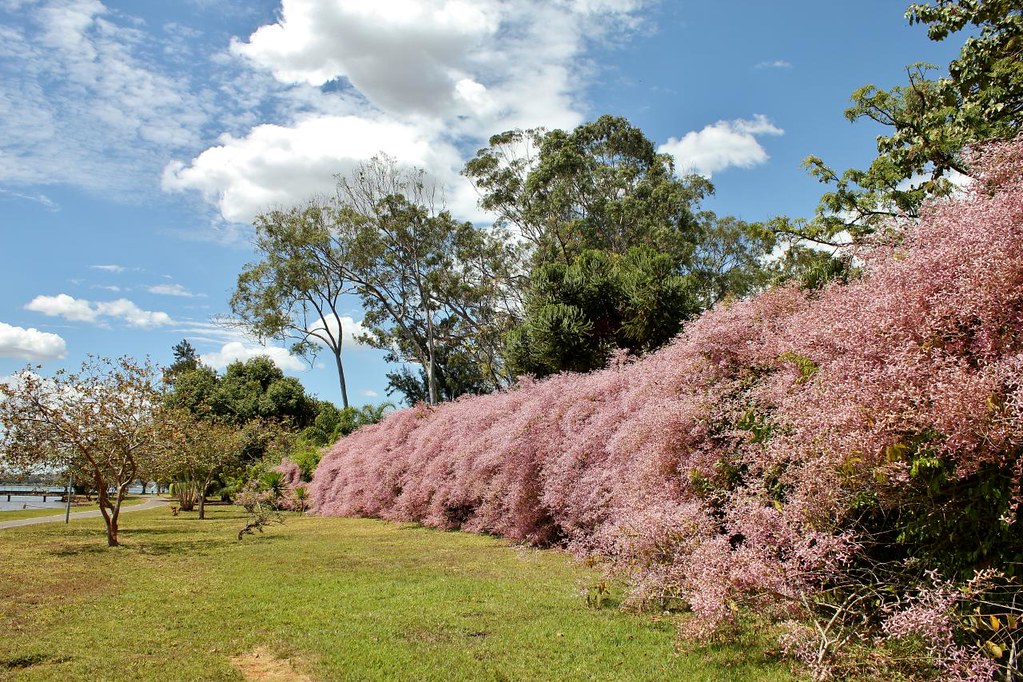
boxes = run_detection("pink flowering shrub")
[881,571,1000,682]
[311,139,1023,678]
[272,457,306,511]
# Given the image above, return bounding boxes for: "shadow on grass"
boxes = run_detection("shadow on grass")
[129,531,287,556]
[46,526,255,556]
[50,544,110,557]
[164,510,250,521]
[690,626,791,677]
[0,653,68,669]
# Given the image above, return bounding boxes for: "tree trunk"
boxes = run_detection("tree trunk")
[198,474,211,520]
[110,486,127,547]
[97,486,119,547]
[107,508,120,547]
[426,360,438,406]
[334,350,350,408]
[424,304,438,406]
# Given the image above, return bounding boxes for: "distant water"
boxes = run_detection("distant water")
[0,484,152,512]
[0,499,65,512]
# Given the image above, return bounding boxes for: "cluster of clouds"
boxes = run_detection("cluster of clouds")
[161,0,653,223]
[0,0,213,193]
[0,0,789,375]
[24,294,173,329]
[2,289,370,371]
[2,246,370,368]
[0,322,66,361]
[0,0,788,223]
[158,0,784,224]
[659,115,784,178]
[199,341,306,372]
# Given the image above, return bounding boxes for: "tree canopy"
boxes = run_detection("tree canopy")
[0,357,163,546]
[154,408,243,519]
[336,156,517,404]
[464,114,711,268]
[787,0,1023,244]
[466,116,775,377]
[163,354,320,458]
[230,201,355,407]
[506,247,700,377]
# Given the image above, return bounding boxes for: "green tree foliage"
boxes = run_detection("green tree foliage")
[768,244,858,291]
[155,408,244,519]
[230,200,355,407]
[506,247,699,377]
[163,364,219,418]
[337,157,518,404]
[467,116,776,375]
[164,339,199,383]
[234,418,294,466]
[300,400,344,446]
[209,356,318,428]
[299,400,392,446]
[692,213,777,307]
[385,336,490,406]
[464,114,711,268]
[162,353,319,464]
[788,0,1023,244]
[293,401,392,479]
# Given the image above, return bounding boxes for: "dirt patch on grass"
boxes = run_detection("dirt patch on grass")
[231,647,314,682]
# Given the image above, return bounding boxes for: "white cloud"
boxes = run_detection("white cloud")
[24,293,173,328]
[95,299,173,328]
[164,115,460,223]
[232,1,501,117]
[165,0,647,224]
[659,114,784,178]
[24,293,96,322]
[0,187,58,209]
[0,321,67,360]
[0,0,213,194]
[308,314,370,350]
[200,341,306,372]
[230,0,640,127]
[147,283,201,297]
[90,264,125,273]
[362,389,379,398]
[755,59,791,70]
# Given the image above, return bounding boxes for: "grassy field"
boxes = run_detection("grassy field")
[0,495,150,522]
[0,506,795,681]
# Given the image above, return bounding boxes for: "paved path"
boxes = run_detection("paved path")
[0,497,168,530]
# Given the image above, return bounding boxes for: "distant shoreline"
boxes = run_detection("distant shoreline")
[0,486,154,512]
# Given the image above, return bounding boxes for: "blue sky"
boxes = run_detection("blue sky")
[0,0,963,406]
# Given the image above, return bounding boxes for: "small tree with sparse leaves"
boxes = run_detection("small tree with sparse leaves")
[0,356,163,547]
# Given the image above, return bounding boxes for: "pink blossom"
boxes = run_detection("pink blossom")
[310,138,1023,674]
[273,457,305,511]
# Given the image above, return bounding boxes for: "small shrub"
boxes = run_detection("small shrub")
[235,481,284,540]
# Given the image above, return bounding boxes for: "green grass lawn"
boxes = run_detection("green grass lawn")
[0,495,150,522]
[0,506,795,681]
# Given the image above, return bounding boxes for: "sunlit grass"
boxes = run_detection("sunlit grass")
[0,506,795,681]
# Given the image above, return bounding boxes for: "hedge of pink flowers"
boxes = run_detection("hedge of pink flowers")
[311,140,1023,679]
[272,457,306,511]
